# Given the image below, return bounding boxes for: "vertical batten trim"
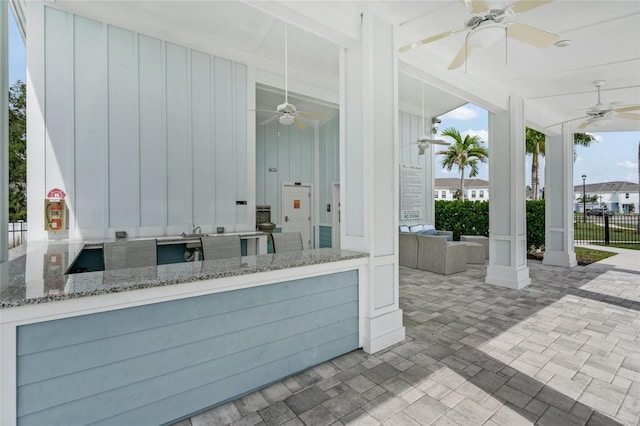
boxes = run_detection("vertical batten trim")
[186,48,193,232]
[103,22,110,235]
[162,40,169,234]
[68,11,76,237]
[210,54,216,225]
[132,31,140,233]
[232,61,238,230]
[314,124,320,247]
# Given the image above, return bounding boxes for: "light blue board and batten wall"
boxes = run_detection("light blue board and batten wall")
[38,6,248,239]
[16,271,359,426]
[256,115,339,247]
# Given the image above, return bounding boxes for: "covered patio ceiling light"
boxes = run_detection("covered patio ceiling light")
[467,23,505,48]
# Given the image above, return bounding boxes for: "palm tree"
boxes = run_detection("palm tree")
[525,128,545,200]
[437,128,488,200]
[525,129,597,200]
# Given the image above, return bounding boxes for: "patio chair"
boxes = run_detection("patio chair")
[399,232,418,268]
[416,234,467,275]
[200,235,241,260]
[272,232,303,253]
[103,239,157,270]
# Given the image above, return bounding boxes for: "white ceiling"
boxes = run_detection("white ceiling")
[51,0,640,133]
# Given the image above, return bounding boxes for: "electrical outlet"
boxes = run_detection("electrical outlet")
[115,231,127,239]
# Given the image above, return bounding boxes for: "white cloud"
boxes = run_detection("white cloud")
[617,160,637,169]
[440,106,478,121]
[463,129,488,143]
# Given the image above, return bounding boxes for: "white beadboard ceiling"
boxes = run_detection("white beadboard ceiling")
[49,0,640,132]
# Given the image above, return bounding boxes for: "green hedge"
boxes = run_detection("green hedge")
[434,200,545,248]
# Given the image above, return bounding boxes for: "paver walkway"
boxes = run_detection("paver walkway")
[178,259,640,426]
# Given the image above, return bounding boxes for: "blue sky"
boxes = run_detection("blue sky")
[8,11,639,188]
[437,103,640,187]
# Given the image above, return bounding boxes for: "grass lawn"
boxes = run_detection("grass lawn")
[593,243,640,251]
[574,222,640,243]
[574,246,617,265]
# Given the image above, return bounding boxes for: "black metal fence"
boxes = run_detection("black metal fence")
[8,221,27,248]
[574,213,640,246]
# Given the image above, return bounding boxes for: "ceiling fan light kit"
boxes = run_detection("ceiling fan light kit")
[554,80,640,130]
[258,23,328,130]
[400,0,559,71]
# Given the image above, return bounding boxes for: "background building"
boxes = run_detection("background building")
[435,178,489,201]
[574,181,639,213]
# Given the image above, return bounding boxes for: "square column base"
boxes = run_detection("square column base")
[543,250,577,268]
[486,265,530,289]
[362,308,405,354]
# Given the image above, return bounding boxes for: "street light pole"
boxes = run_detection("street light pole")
[582,174,587,223]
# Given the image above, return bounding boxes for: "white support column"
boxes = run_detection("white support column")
[486,94,530,289]
[543,124,577,267]
[340,8,404,353]
[1,0,9,286]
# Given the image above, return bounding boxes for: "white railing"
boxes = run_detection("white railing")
[9,221,27,248]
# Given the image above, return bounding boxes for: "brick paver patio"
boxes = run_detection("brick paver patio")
[178,260,640,425]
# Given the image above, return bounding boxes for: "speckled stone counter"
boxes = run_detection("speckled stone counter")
[1,240,367,308]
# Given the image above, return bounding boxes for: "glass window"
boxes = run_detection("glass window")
[471,190,476,198]
[625,193,629,199]
[441,191,446,198]
[434,191,438,198]
[479,190,485,198]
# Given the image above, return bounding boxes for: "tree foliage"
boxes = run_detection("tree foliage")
[8,81,27,221]
[437,128,488,200]
[525,128,597,200]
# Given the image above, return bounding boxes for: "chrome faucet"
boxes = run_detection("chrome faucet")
[192,224,201,234]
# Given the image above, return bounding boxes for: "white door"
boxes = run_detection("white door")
[282,184,312,249]
[332,183,341,249]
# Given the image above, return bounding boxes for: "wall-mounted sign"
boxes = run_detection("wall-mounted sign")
[400,164,424,222]
[294,199,301,209]
[47,188,66,200]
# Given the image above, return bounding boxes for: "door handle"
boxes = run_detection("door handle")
[285,216,289,222]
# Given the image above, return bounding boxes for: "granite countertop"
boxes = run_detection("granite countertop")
[2,240,367,308]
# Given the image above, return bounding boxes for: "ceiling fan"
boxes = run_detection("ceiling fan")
[400,0,559,70]
[570,81,640,130]
[417,84,450,156]
[259,24,327,130]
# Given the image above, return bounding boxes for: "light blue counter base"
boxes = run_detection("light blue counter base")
[16,270,359,426]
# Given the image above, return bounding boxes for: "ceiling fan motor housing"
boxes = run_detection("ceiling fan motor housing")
[277,102,297,114]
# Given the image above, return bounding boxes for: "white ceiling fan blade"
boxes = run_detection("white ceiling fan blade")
[614,105,640,113]
[448,44,471,70]
[298,111,329,120]
[399,28,464,53]
[259,114,280,126]
[428,140,451,146]
[506,22,558,48]
[294,117,307,130]
[548,115,589,128]
[507,0,554,15]
[576,120,590,130]
[463,0,489,14]
[616,112,640,121]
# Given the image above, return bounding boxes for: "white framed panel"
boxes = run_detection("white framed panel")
[191,50,214,227]
[138,35,166,228]
[108,25,139,228]
[44,7,73,200]
[74,15,108,232]
[214,57,235,225]
[166,42,190,229]
[234,63,248,226]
